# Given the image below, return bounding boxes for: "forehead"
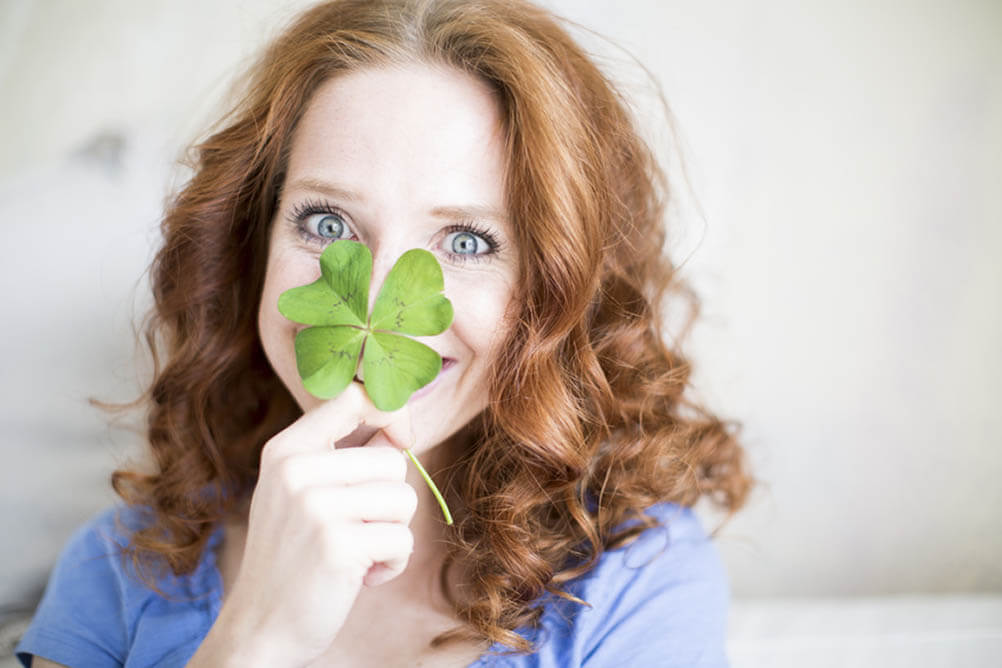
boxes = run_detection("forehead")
[283,63,508,222]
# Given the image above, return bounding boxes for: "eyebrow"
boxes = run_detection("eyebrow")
[285,177,508,227]
[286,177,364,202]
[429,204,508,226]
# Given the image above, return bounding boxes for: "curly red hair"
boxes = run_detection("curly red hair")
[112,0,752,653]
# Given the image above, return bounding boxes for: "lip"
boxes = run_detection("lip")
[409,357,456,401]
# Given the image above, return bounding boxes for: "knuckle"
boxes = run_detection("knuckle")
[258,438,284,468]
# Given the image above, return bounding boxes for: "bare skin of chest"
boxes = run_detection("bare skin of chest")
[305,592,488,667]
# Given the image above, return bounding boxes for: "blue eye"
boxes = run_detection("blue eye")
[287,198,357,246]
[312,213,346,239]
[449,231,483,255]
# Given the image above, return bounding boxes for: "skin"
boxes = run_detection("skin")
[191,62,518,666]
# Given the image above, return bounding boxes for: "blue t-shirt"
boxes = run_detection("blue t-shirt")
[16,502,730,667]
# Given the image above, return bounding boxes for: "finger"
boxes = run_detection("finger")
[296,383,389,447]
[351,522,413,574]
[265,384,402,459]
[363,563,398,587]
[271,447,408,490]
[366,403,417,452]
[313,482,418,523]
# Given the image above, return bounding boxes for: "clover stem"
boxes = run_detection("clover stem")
[404,448,453,525]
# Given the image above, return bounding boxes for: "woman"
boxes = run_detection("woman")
[17,0,751,666]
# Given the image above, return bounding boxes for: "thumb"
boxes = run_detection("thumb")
[365,402,416,452]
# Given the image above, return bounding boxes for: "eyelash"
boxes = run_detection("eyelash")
[287,198,356,242]
[286,197,503,262]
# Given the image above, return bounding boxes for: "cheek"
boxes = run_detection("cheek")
[257,250,322,412]
[260,246,320,315]
[450,282,516,359]
[266,245,322,297]
[258,248,317,357]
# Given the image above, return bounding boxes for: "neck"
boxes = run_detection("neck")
[404,426,468,567]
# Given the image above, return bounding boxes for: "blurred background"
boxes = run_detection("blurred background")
[1,0,1000,665]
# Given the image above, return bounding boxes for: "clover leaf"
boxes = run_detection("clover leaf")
[277,240,453,411]
[277,240,455,525]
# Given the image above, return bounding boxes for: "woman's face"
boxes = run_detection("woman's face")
[258,63,518,455]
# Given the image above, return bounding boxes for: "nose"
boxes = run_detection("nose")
[354,239,409,383]
[366,245,399,318]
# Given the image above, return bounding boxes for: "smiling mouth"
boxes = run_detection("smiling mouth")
[408,356,456,401]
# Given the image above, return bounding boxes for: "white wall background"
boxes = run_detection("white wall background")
[1,0,999,609]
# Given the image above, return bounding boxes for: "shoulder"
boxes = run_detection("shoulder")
[15,506,144,667]
[15,505,222,668]
[32,505,153,615]
[499,503,730,667]
[580,503,729,666]
[602,502,730,604]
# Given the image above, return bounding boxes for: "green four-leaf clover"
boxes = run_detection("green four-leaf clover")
[277,240,455,525]
[277,240,454,412]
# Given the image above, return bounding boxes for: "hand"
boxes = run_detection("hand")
[189,383,418,667]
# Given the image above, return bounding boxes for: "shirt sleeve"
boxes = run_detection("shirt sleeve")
[15,508,133,668]
[579,505,731,667]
